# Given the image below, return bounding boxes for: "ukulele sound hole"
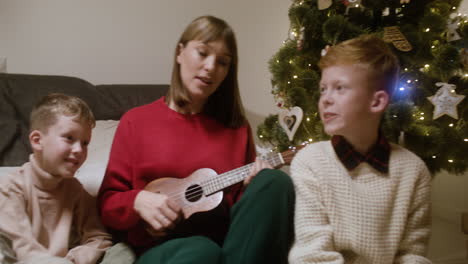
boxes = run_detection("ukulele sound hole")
[185,184,203,202]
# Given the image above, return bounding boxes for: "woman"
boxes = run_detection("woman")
[97,15,294,264]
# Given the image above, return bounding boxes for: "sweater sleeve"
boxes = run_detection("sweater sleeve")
[394,163,432,264]
[97,115,142,230]
[66,187,112,264]
[288,149,344,264]
[0,176,51,261]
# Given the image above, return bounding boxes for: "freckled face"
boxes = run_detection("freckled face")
[177,39,232,105]
[319,64,376,137]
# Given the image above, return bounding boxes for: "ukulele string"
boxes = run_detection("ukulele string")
[158,154,281,202]
[161,162,255,201]
[162,168,249,203]
[164,168,248,202]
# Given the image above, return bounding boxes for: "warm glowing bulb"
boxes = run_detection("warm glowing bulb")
[424,64,430,68]
[448,160,454,163]
[289,60,293,64]
[449,123,454,127]
[259,135,263,138]
[308,138,313,142]
[293,75,298,79]
[425,28,430,32]
[276,60,279,63]
[306,117,310,121]
[404,68,408,71]
[287,81,291,84]
[431,45,435,49]
[420,117,424,120]
[308,64,311,67]
[464,138,468,142]
[432,156,436,158]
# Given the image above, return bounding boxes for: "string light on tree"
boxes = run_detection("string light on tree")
[258,0,468,174]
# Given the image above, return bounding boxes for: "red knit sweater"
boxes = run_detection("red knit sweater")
[97,97,255,251]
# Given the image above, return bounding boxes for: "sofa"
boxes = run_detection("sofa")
[0,72,168,195]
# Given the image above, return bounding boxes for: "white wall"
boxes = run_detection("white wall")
[1,0,467,131]
[0,0,290,131]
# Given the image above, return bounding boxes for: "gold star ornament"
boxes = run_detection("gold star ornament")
[427,82,465,120]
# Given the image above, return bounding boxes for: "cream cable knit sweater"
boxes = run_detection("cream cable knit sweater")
[288,141,432,264]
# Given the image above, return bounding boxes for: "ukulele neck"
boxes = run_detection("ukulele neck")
[202,153,284,195]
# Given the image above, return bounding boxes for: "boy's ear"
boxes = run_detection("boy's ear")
[370,90,389,113]
[29,130,43,152]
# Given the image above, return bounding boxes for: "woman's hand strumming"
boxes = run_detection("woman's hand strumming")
[134,190,182,237]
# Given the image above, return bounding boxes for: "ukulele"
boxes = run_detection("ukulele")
[144,146,303,219]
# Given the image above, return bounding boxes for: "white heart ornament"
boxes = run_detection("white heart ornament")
[278,106,303,141]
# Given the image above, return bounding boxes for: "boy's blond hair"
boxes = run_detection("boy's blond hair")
[319,34,400,95]
[30,93,95,132]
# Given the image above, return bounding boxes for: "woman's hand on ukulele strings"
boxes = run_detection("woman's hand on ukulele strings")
[134,190,182,237]
[244,157,273,185]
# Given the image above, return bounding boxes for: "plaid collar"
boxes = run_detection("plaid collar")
[331,134,390,173]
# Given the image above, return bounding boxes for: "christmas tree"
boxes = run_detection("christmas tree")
[257,0,468,174]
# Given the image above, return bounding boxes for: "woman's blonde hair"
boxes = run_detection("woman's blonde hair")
[30,93,95,132]
[166,15,246,128]
[319,34,400,94]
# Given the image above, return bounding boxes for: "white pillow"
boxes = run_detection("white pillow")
[75,120,119,196]
[0,166,18,178]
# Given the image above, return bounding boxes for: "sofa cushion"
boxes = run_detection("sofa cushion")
[75,120,119,196]
[0,86,22,166]
[94,84,168,120]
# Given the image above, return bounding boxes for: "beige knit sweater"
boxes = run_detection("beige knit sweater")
[0,155,112,264]
[289,141,432,264]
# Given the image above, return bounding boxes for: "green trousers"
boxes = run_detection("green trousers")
[136,168,295,264]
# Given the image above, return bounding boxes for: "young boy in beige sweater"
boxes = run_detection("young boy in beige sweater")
[289,35,432,263]
[0,94,134,264]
